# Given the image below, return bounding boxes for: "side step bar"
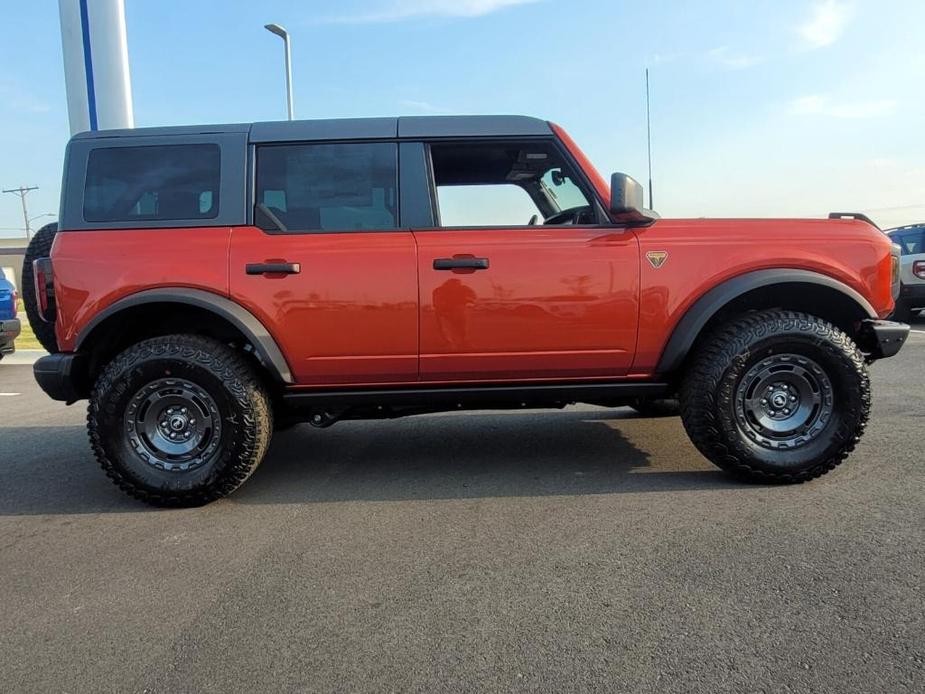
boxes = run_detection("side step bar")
[283,381,669,409]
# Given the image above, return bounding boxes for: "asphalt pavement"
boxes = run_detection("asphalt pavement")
[1,321,923,693]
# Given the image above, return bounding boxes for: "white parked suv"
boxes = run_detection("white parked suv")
[886,224,925,321]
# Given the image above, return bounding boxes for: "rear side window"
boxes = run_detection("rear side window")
[255,143,398,233]
[895,230,924,255]
[83,144,221,223]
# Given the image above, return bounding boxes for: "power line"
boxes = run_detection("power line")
[2,186,39,241]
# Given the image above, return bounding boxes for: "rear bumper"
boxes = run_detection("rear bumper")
[857,319,910,360]
[33,352,89,403]
[0,318,20,355]
[898,283,925,306]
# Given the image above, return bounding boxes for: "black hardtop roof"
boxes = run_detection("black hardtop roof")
[70,115,553,143]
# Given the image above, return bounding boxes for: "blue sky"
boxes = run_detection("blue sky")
[1,0,923,239]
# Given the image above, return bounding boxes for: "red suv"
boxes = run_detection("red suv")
[25,116,909,506]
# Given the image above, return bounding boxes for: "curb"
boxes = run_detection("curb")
[1,349,48,366]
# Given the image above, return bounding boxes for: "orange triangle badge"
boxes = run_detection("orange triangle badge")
[646,251,668,269]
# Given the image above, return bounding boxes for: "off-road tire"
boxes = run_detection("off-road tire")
[20,222,59,353]
[679,310,870,483]
[630,397,680,417]
[88,335,273,506]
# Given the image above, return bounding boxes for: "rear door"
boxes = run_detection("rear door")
[230,141,418,386]
[409,138,640,382]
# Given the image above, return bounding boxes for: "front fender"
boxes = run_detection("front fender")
[654,269,877,374]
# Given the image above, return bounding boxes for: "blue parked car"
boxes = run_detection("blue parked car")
[0,276,21,359]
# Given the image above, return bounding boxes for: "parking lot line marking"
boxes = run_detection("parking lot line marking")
[0,392,22,396]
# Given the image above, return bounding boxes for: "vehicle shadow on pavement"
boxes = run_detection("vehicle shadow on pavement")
[235,408,737,506]
[0,425,146,516]
[0,410,738,516]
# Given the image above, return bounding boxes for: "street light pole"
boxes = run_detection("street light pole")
[2,185,39,241]
[265,23,294,120]
[29,213,56,230]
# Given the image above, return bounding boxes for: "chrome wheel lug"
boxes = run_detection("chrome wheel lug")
[189,418,196,425]
[761,399,768,405]
[790,395,797,402]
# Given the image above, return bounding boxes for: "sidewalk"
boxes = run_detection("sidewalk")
[1,349,47,366]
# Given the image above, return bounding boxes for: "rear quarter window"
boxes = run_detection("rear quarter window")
[895,230,924,255]
[83,144,221,223]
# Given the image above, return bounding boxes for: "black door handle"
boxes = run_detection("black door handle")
[433,257,489,271]
[246,262,301,275]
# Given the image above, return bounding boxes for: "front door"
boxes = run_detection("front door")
[413,139,640,382]
[230,141,418,386]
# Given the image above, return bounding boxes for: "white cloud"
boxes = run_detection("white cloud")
[0,79,50,114]
[399,99,452,114]
[797,0,852,48]
[649,51,684,66]
[707,47,761,70]
[321,0,541,23]
[789,94,897,118]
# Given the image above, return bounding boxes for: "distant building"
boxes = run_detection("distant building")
[0,239,27,291]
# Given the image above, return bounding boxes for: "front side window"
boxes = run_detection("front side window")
[255,142,398,233]
[84,144,220,223]
[429,141,597,228]
[437,184,539,227]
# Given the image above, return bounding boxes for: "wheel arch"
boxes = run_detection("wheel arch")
[76,288,293,384]
[656,269,877,375]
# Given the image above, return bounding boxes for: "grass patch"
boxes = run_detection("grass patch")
[14,299,43,350]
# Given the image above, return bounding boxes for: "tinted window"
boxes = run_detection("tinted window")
[83,144,221,223]
[255,143,398,232]
[428,141,595,227]
[895,230,924,255]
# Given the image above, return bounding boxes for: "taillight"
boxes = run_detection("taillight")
[914,260,925,280]
[32,257,55,322]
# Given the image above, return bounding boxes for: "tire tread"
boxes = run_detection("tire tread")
[87,334,272,507]
[679,309,870,484]
[21,222,59,354]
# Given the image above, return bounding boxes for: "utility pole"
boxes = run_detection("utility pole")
[645,68,654,210]
[2,185,39,241]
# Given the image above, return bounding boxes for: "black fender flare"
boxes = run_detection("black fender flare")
[655,269,877,374]
[75,288,294,383]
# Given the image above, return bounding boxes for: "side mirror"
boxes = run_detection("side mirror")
[610,173,659,226]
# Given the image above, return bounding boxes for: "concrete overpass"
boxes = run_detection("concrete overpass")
[0,240,27,290]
